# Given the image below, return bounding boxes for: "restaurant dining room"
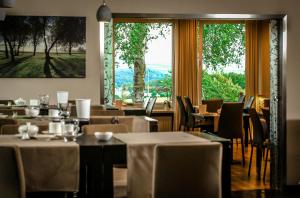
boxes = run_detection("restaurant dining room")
[0,0,299,198]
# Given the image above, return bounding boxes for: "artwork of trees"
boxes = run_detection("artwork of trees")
[0,16,86,78]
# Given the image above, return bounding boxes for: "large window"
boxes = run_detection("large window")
[104,21,173,104]
[201,23,246,102]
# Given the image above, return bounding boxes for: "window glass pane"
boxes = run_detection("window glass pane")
[202,23,245,102]
[113,22,173,104]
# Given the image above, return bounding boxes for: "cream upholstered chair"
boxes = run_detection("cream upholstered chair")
[1,124,49,135]
[0,119,17,134]
[0,146,26,198]
[152,142,222,198]
[81,124,128,198]
[91,110,125,116]
[81,124,128,135]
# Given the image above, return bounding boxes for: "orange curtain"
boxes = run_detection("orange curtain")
[174,19,198,129]
[260,20,270,97]
[245,20,270,109]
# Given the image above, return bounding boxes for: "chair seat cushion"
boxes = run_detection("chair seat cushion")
[114,168,127,198]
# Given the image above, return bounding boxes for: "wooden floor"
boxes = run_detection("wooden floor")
[231,141,270,191]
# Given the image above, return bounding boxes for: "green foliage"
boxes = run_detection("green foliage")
[223,72,245,89]
[202,23,245,71]
[202,70,244,102]
[114,23,171,68]
[147,70,172,99]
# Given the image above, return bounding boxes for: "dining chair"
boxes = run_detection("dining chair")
[152,142,222,198]
[184,96,212,132]
[0,100,15,105]
[1,124,49,135]
[202,99,223,113]
[91,110,125,116]
[0,146,26,198]
[0,118,17,133]
[0,109,25,116]
[244,96,255,112]
[217,102,245,166]
[146,97,157,117]
[81,124,128,134]
[238,95,246,103]
[143,97,151,109]
[248,108,270,179]
[176,96,188,131]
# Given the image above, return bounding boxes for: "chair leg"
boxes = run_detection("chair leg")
[248,144,254,177]
[241,137,245,166]
[249,129,253,144]
[263,147,269,182]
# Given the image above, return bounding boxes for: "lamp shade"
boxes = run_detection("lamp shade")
[0,0,16,8]
[96,2,112,22]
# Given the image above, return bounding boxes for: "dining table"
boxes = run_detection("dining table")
[76,132,231,198]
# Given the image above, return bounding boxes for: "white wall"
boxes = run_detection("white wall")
[1,0,299,119]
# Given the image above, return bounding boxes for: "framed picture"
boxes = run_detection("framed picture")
[0,16,86,78]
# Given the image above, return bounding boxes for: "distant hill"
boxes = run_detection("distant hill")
[115,67,167,87]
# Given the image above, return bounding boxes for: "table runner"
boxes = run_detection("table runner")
[0,135,79,192]
[114,132,210,198]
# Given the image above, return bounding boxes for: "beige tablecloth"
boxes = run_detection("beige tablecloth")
[0,135,79,192]
[114,132,210,198]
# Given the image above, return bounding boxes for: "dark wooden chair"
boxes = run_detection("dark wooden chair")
[218,102,245,166]
[248,108,270,179]
[238,95,246,103]
[0,146,26,198]
[244,96,255,113]
[176,96,188,131]
[146,97,157,117]
[184,96,213,132]
[143,97,151,109]
[202,99,223,113]
[261,107,271,181]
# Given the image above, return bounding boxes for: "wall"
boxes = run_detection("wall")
[1,0,299,120]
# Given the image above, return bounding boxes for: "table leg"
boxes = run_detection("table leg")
[78,147,103,198]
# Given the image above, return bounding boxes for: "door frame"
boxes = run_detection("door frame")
[99,13,288,189]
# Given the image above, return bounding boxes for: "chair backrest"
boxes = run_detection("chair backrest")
[238,95,246,103]
[82,124,128,135]
[152,143,222,198]
[261,108,270,133]
[183,96,195,114]
[249,108,265,146]
[1,124,49,135]
[218,102,244,139]
[0,118,17,132]
[0,109,25,116]
[146,97,157,117]
[244,96,255,110]
[0,146,26,198]
[202,99,223,113]
[143,97,151,109]
[176,96,187,124]
[91,110,125,116]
